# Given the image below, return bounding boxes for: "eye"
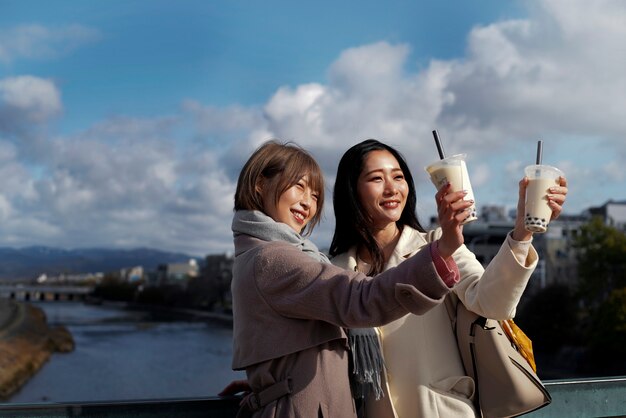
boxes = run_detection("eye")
[311,193,319,202]
[395,174,405,181]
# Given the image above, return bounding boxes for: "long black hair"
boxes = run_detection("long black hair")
[329,139,425,274]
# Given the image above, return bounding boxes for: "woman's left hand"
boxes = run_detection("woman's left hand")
[547,176,568,220]
[513,175,568,241]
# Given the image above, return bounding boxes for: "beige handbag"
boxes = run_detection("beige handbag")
[445,295,552,418]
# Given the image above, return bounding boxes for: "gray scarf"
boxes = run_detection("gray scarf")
[232,210,330,263]
[232,210,384,400]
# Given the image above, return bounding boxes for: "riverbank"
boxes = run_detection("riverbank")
[0,299,74,400]
[83,297,234,327]
[8,302,241,404]
[125,302,233,326]
[1,298,233,401]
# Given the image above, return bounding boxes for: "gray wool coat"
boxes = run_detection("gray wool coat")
[231,234,451,418]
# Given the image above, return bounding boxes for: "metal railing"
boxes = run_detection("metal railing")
[1,376,625,418]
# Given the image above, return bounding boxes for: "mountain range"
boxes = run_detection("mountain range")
[0,246,200,281]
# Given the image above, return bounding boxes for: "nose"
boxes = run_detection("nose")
[383,178,397,196]
[300,189,313,209]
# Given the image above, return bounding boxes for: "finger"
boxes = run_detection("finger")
[519,177,529,199]
[550,177,568,191]
[218,382,236,396]
[550,203,564,218]
[548,187,567,200]
[437,199,447,217]
[549,201,562,220]
[453,210,470,224]
[219,380,250,396]
[443,190,468,208]
[436,182,451,197]
[443,204,470,222]
[436,186,454,214]
[548,193,566,205]
[449,198,474,212]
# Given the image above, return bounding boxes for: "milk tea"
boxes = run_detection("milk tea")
[425,154,477,224]
[524,165,564,233]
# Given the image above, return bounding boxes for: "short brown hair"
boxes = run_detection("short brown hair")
[234,140,325,235]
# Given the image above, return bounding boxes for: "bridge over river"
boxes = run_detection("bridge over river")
[0,284,94,302]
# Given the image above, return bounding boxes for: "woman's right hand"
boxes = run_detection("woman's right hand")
[218,379,251,397]
[435,183,474,259]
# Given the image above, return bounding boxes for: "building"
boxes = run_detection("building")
[586,200,626,232]
[203,253,234,284]
[153,259,199,285]
[537,214,587,289]
[462,220,513,265]
[481,205,510,223]
[120,266,144,282]
[458,207,588,295]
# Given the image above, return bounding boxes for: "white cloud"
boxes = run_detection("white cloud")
[255,41,454,166]
[0,24,102,64]
[255,0,626,218]
[328,41,410,93]
[442,0,626,141]
[0,76,62,130]
[2,0,625,255]
[0,194,13,221]
[0,110,239,254]
[182,100,263,138]
[173,0,626,250]
[263,83,327,144]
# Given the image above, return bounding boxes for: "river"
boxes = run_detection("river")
[8,302,245,404]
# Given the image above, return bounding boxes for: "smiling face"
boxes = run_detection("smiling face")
[356,150,408,230]
[262,175,319,233]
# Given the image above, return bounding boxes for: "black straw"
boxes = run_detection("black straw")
[432,130,446,159]
[536,140,543,165]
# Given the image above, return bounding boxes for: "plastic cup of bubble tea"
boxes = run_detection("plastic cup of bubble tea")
[523,164,564,233]
[425,154,477,224]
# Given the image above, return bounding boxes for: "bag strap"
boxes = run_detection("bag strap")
[443,293,458,332]
[444,292,482,413]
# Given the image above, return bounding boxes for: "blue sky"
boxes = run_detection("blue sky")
[1,0,625,256]
[1,0,523,130]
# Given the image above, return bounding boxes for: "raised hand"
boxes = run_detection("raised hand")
[436,183,474,258]
[512,176,568,241]
[548,176,568,220]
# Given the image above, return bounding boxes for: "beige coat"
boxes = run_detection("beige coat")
[331,226,538,418]
[231,234,451,418]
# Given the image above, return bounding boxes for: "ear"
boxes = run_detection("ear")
[255,176,265,194]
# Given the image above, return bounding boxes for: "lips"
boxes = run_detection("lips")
[291,209,306,224]
[381,200,400,209]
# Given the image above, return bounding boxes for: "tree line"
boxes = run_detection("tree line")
[516,216,626,378]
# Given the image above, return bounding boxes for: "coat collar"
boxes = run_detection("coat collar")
[331,226,432,272]
[386,226,430,269]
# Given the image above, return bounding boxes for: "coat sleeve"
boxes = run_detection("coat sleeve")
[252,242,450,328]
[446,232,538,320]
